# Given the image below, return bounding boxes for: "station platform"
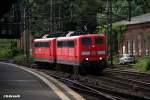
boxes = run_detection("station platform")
[0,62,84,100]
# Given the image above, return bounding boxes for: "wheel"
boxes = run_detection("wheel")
[72,66,79,80]
[73,66,79,75]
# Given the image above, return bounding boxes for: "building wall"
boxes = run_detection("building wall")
[119,22,150,57]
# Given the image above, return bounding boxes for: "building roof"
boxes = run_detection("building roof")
[115,13,150,25]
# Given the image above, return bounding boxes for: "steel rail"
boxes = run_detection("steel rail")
[44,72,116,100]
[39,69,150,100]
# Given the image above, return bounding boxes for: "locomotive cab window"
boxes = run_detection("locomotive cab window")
[81,37,92,45]
[95,38,103,44]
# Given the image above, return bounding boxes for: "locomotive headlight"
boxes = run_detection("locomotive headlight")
[85,58,89,61]
[97,51,105,55]
[99,57,102,60]
[81,51,90,56]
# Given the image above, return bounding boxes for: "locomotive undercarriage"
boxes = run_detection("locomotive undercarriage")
[78,59,107,75]
[35,61,56,69]
[34,59,107,75]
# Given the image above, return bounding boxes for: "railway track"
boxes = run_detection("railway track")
[6,61,150,100]
[104,68,150,82]
[94,76,150,97]
[37,68,150,100]
[100,68,150,97]
[104,68,150,89]
[37,69,116,100]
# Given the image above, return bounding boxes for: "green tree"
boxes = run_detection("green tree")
[26,0,150,35]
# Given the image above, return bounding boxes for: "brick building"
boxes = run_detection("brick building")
[116,13,150,57]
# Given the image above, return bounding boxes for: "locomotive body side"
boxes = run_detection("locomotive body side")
[56,36,80,65]
[33,38,56,63]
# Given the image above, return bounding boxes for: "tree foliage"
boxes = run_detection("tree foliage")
[27,0,150,34]
[97,24,127,54]
[97,0,150,26]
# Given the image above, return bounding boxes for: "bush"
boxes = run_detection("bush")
[113,57,120,65]
[107,56,120,65]
[13,54,26,63]
[0,48,24,60]
[0,40,27,62]
[13,54,33,64]
[0,48,13,60]
[134,57,150,71]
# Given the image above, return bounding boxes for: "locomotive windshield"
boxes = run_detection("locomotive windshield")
[81,37,92,45]
[95,38,103,44]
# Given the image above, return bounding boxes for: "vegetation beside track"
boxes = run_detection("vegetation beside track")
[108,56,150,72]
[0,40,25,61]
[133,57,150,71]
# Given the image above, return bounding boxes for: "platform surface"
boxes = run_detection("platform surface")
[0,62,61,100]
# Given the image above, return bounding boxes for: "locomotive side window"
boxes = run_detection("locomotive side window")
[34,42,41,47]
[57,41,63,47]
[95,38,103,44]
[57,41,66,47]
[81,37,92,45]
[41,42,49,47]
[57,40,75,47]
[34,42,39,47]
[34,42,49,47]
[62,41,67,47]
[67,41,75,47]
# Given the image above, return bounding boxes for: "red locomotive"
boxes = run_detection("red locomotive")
[32,33,108,73]
[33,38,56,67]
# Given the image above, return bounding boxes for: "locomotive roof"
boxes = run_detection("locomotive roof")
[34,34,105,41]
[34,38,55,42]
[57,34,105,40]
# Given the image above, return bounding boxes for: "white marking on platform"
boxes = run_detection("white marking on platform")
[38,71,86,100]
